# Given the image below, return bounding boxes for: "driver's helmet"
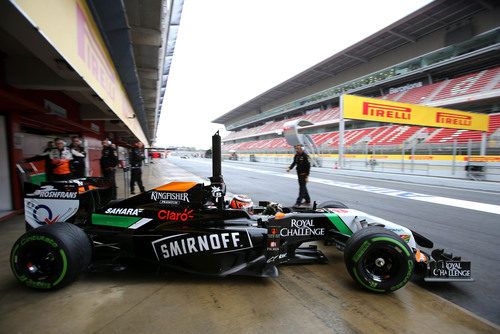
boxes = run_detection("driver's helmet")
[230,194,253,212]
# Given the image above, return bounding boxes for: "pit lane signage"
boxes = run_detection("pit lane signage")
[342,94,489,131]
[10,0,148,144]
[152,231,253,260]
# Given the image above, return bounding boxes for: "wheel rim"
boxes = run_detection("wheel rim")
[16,242,64,283]
[360,244,404,283]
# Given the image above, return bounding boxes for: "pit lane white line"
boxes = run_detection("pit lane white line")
[186,159,500,215]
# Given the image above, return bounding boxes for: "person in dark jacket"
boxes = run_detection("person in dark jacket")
[100,139,118,199]
[286,145,311,206]
[68,136,86,178]
[129,142,146,194]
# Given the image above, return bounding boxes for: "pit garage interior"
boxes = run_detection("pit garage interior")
[0,0,183,215]
[0,0,499,333]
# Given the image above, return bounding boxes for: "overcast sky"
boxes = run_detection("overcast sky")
[156,0,433,149]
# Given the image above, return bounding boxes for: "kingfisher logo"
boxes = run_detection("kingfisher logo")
[362,102,411,120]
[151,191,189,205]
[436,112,472,126]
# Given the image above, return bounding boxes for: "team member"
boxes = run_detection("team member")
[286,145,311,206]
[129,141,146,194]
[25,138,83,181]
[100,139,118,199]
[68,136,86,178]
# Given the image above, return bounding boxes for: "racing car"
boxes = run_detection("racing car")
[10,133,472,292]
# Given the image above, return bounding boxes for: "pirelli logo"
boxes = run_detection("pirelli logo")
[362,102,411,120]
[436,112,472,127]
[343,95,488,131]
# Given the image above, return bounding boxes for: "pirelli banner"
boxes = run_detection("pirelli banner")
[342,94,489,131]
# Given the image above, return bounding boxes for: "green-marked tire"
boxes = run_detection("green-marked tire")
[344,226,414,293]
[10,222,92,290]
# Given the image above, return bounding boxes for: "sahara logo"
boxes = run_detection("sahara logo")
[33,204,59,225]
[362,102,411,120]
[105,208,144,216]
[152,231,253,260]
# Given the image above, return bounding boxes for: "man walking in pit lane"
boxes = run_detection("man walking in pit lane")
[286,145,311,207]
[100,139,118,199]
[129,141,146,194]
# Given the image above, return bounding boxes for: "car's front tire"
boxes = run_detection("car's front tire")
[344,226,414,293]
[10,222,92,290]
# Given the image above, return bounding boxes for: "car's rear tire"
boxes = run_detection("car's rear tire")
[344,226,414,293]
[10,222,92,290]
[318,200,348,209]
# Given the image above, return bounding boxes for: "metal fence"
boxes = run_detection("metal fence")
[226,139,500,181]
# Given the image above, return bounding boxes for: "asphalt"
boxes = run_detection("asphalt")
[170,157,500,325]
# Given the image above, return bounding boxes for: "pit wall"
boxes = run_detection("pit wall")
[223,153,500,182]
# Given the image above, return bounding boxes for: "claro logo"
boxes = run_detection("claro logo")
[158,209,194,221]
[436,112,472,126]
[362,102,411,120]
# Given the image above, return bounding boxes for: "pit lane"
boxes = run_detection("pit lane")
[0,158,498,332]
[169,157,500,325]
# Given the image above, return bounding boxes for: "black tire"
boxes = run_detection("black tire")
[344,226,414,293]
[318,200,348,209]
[10,222,92,290]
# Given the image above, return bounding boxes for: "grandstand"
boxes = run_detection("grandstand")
[213,0,500,158]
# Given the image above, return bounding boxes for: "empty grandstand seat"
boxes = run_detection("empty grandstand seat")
[432,67,500,101]
[397,82,443,104]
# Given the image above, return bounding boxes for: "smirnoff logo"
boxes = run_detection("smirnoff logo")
[436,112,472,126]
[152,231,253,260]
[362,102,411,120]
[151,191,190,203]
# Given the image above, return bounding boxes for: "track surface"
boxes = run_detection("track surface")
[169,157,500,324]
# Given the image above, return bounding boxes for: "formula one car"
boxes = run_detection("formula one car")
[10,133,472,291]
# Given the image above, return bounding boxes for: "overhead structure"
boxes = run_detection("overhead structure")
[283,120,321,167]
[0,0,184,212]
[87,0,185,144]
[213,0,498,130]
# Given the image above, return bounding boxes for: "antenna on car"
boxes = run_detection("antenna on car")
[209,131,225,209]
[211,130,222,183]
